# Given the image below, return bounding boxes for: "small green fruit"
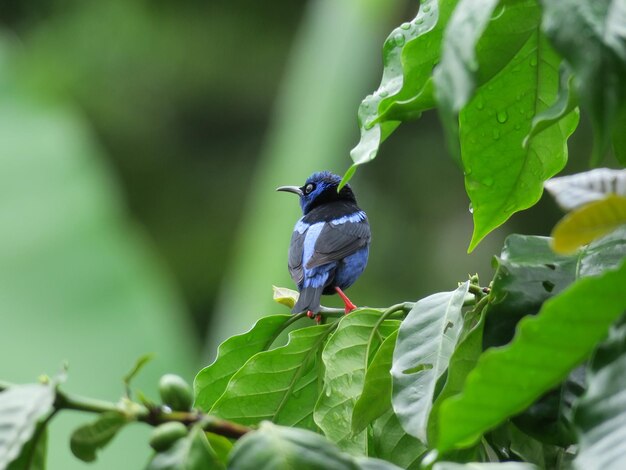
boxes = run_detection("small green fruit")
[159,374,193,411]
[149,422,188,451]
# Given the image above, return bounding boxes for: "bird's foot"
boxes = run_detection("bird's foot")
[335,287,357,315]
[306,311,323,324]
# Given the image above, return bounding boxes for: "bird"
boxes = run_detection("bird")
[277,171,370,318]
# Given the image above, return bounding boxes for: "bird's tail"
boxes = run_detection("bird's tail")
[292,286,324,314]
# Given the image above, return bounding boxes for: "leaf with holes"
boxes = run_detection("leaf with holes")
[194,314,292,411]
[0,383,55,469]
[552,195,626,254]
[436,259,626,452]
[315,310,399,453]
[391,282,470,443]
[211,323,332,430]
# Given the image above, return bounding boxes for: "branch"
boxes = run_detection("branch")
[0,380,251,439]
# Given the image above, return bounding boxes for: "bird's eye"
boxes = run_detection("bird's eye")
[304,183,315,194]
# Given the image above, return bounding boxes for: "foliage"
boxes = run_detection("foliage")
[2,0,626,469]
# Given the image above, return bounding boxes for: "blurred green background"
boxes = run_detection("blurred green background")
[0,0,593,468]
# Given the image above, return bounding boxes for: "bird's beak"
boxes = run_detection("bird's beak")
[276,185,303,196]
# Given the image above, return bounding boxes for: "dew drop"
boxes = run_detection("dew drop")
[476,100,485,110]
[393,32,405,47]
[483,177,494,187]
[422,3,431,13]
[400,22,411,30]
[514,124,521,130]
[497,111,508,123]
[416,17,424,25]
[492,129,500,140]
[379,89,389,98]
[468,202,474,214]
[368,150,377,160]
[530,56,538,67]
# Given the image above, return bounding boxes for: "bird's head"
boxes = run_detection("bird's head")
[276,171,357,215]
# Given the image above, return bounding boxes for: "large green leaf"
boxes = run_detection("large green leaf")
[436,259,626,452]
[540,0,626,162]
[194,315,292,411]
[69,412,128,463]
[434,0,579,250]
[572,322,626,469]
[351,330,398,434]
[427,306,487,445]
[462,25,577,250]
[370,410,426,470]
[433,463,537,470]
[146,426,223,470]
[228,422,401,470]
[344,0,459,182]
[211,324,332,430]
[0,384,55,469]
[314,310,399,454]
[391,282,469,443]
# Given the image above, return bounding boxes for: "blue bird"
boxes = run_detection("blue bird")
[277,171,370,317]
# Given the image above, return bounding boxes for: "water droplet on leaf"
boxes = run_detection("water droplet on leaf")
[468,202,474,214]
[497,111,508,123]
[530,56,538,67]
[492,129,500,140]
[393,33,405,47]
[483,177,494,187]
[400,22,411,30]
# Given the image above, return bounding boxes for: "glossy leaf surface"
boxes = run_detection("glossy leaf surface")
[391,282,469,442]
[195,315,291,411]
[211,324,332,430]
[436,260,626,452]
[315,310,399,453]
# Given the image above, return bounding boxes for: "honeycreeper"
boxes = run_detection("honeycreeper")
[277,171,370,317]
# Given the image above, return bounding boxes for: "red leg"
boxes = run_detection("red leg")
[335,287,357,314]
[306,310,315,319]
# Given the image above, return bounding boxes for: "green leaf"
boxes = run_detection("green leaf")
[460,25,578,251]
[351,330,398,434]
[544,168,626,211]
[370,410,426,470]
[572,322,626,469]
[123,353,155,396]
[428,306,487,445]
[194,315,292,411]
[433,463,537,470]
[345,0,459,181]
[0,383,55,469]
[69,412,128,463]
[228,422,400,470]
[436,259,626,452]
[7,425,47,470]
[211,323,333,430]
[391,282,469,443]
[524,65,578,146]
[540,0,626,163]
[483,234,578,349]
[613,103,626,165]
[577,225,626,277]
[552,195,626,254]
[146,425,223,470]
[272,286,299,310]
[315,310,399,453]
[204,433,232,466]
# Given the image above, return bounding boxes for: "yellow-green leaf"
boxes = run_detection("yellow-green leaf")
[272,286,299,309]
[552,195,626,254]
